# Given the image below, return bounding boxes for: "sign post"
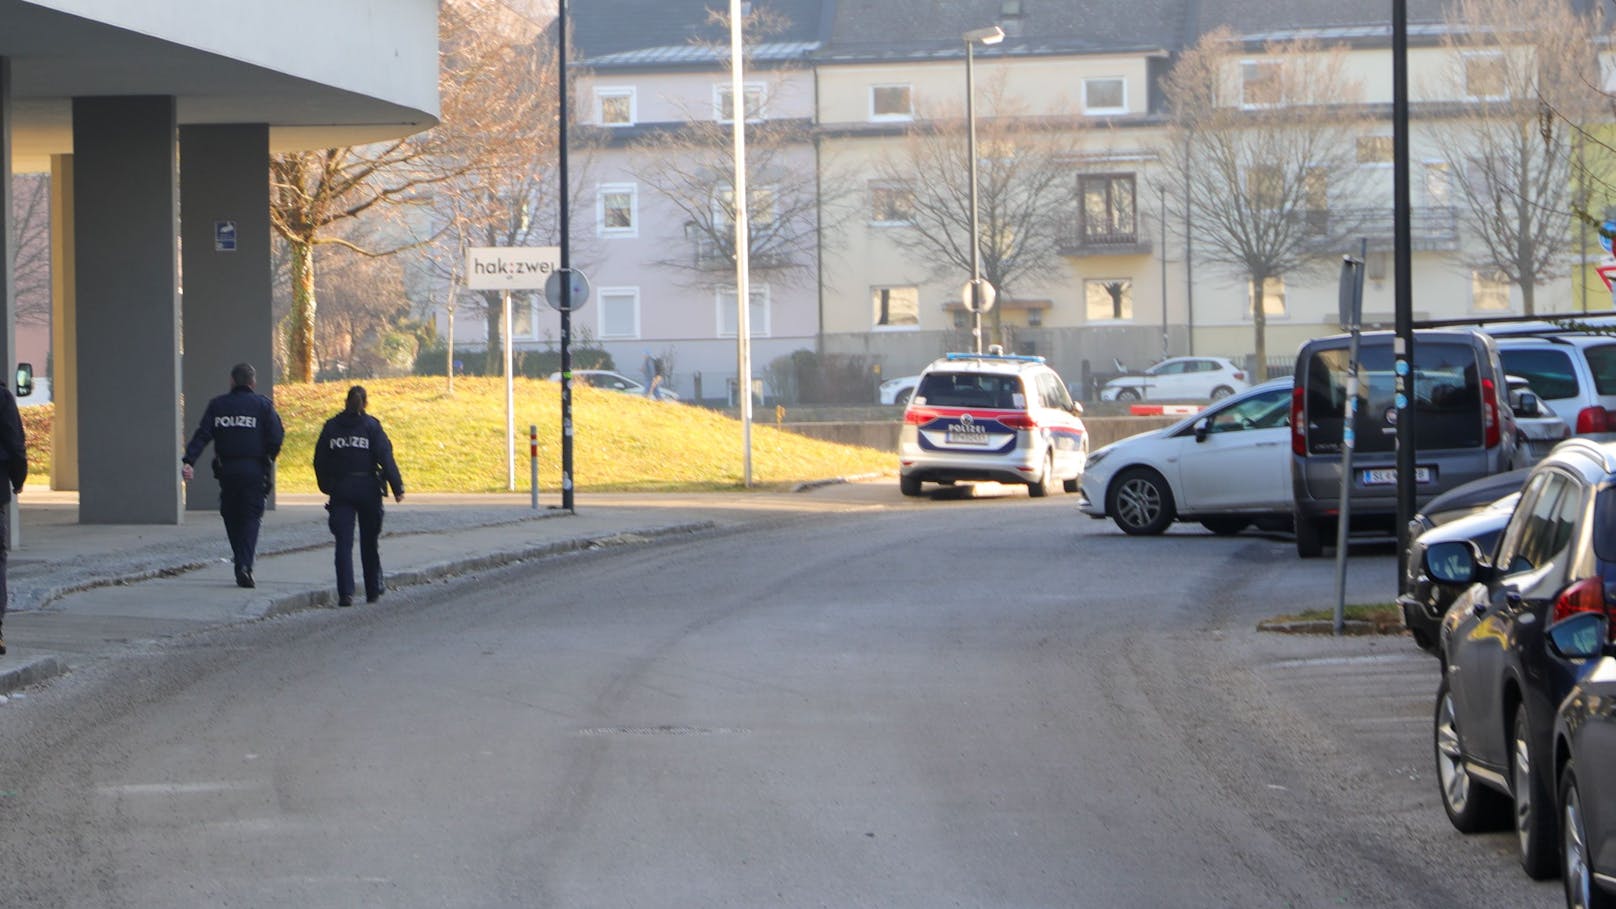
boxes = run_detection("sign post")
[465,246,559,497]
[1334,241,1367,635]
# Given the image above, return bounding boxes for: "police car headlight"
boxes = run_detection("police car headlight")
[1086,447,1112,468]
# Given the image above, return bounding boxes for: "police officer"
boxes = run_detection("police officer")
[182,363,284,589]
[0,381,26,656]
[313,385,403,606]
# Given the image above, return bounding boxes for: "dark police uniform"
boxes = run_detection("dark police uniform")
[182,384,284,585]
[0,386,26,654]
[313,410,403,604]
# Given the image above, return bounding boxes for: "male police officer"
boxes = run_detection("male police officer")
[182,363,284,589]
[0,380,26,656]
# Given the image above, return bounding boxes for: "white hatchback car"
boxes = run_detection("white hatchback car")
[547,369,680,401]
[899,352,1087,498]
[1080,378,1292,534]
[1100,356,1250,402]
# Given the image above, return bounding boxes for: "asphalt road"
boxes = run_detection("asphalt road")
[0,483,1564,907]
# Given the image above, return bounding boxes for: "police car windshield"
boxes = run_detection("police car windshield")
[917,372,1021,409]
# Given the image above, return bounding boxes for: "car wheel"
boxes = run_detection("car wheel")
[1116,388,1141,402]
[899,474,923,497]
[1028,452,1054,498]
[1063,476,1081,494]
[1434,676,1508,833]
[1201,517,1250,536]
[1513,705,1559,879]
[1210,385,1235,400]
[895,388,913,407]
[1561,764,1616,909]
[1108,468,1175,535]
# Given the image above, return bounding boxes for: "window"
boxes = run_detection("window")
[596,87,635,126]
[872,286,919,328]
[597,184,637,237]
[715,83,766,122]
[1085,279,1133,321]
[869,182,914,224]
[1248,276,1286,317]
[1083,77,1126,114]
[1303,166,1329,235]
[870,84,913,120]
[1463,51,1508,100]
[511,294,538,339]
[1079,174,1137,242]
[1356,136,1393,164]
[1241,60,1282,107]
[717,284,769,337]
[1472,270,1512,312]
[1424,160,1451,205]
[598,288,639,339]
[1246,165,1283,210]
[714,185,777,232]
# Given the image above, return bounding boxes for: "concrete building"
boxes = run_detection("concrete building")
[2,0,439,521]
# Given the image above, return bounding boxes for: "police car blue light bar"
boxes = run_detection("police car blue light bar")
[942,352,1046,363]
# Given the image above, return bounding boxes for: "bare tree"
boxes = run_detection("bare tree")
[269,0,538,382]
[8,173,51,326]
[1156,28,1373,378]
[629,6,845,290]
[1426,0,1605,315]
[871,78,1084,347]
[316,242,414,379]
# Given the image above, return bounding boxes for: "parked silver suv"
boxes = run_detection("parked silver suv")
[1491,329,1616,443]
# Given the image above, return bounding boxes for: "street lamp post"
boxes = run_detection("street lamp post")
[964,25,1003,355]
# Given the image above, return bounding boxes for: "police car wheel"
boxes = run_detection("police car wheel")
[1028,452,1055,498]
[899,474,923,497]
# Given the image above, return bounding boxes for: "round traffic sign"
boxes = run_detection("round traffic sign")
[545,268,591,312]
[960,278,997,313]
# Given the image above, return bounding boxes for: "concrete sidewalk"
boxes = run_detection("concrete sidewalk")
[0,488,859,697]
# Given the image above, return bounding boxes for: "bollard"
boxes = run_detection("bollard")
[529,424,539,510]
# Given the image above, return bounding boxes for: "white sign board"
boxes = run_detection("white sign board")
[465,246,561,291]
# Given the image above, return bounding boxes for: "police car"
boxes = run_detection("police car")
[898,351,1088,498]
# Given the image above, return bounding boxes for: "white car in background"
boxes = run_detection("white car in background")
[1099,356,1250,402]
[879,374,920,406]
[547,369,679,401]
[1080,378,1292,535]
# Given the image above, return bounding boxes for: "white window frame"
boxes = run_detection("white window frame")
[1247,276,1288,319]
[596,183,638,238]
[1240,59,1282,109]
[1472,270,1513,313]
[871,285,920,330]
[1082,77,1127,115]
[714,82,767,123]
[868,181,914,226]
[511,293,540,340]
[716,284,770,338]
[1084,278,1135,322]
[1462,51,1508,101]
[595,87,636,127]
[1355,135,1394,166]
[869,84,914,121]
[597,287,641,339]
[1424,159,1452,205]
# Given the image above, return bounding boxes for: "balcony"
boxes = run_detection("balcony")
[1300,206,1460,253]
[1057,224,1154,257]
[689,235,793,271]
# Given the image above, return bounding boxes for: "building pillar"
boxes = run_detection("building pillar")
[0,59,14,390]
[179,125,274,512]
[71,96,181,524]
[49,154,78,491]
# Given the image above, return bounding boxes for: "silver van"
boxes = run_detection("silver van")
[1290,329,1517,557]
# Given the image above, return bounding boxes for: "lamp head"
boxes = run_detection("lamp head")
[964,25,1005,45]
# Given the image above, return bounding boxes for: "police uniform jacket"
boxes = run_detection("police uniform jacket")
[182,385,285,479]
[0,387,27,507]
[313,411,404,502]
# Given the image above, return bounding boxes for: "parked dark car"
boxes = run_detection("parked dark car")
[1551,615,1616,909]
[1424,438,1616,879]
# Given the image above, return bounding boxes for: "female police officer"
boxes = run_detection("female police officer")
[313,386,404,606]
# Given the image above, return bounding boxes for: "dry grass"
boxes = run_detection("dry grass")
[19,377,897,493]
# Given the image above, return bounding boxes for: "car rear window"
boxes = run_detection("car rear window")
[1498,347,1580,400]
[1304,341,1483,453]
[916,372,1024,409]
[1584,343,1616,395]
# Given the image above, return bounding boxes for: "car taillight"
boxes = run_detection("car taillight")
[1481,377,1500,449]
[997,412,1037,429]
[1551,577,1607,627]
[1576,406,1615,434]
[1291,387,1306,456]
[904,407,937,425]
[1232,371,1246,382]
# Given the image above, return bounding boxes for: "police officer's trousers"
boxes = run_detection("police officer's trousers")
[328,494,384,601]
[218,473,266,573]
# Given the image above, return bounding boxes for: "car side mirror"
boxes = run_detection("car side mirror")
[1511,390,1540,417]
[1071,401,1085,416]
[1194,418,1210,442]
[1424,540,1484,586]
[1546,612,1608,660]
[14,362,33,399]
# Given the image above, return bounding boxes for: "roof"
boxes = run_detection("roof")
[572,0,829,65]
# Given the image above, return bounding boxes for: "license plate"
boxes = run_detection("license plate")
[1361,467,1432,486]
[945,429,990,445]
